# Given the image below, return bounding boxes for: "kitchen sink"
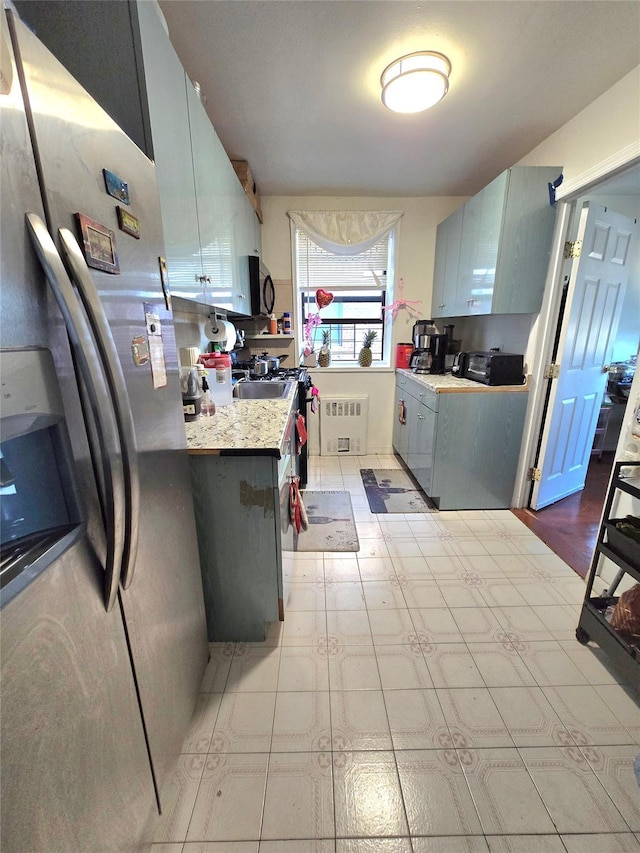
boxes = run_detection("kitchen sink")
[232,381,294,400]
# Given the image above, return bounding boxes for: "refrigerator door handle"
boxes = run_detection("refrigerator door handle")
[25,213,125,611]
[57,227,140,591]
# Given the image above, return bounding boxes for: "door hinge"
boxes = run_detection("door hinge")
[563,240,582,259]
[544,363,560,379]
[528,467,542,482]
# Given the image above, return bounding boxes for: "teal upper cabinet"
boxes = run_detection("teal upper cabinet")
[432,205,463,317]
[186,82,234,312]
[432,166,560,318]
[137,2,204,301]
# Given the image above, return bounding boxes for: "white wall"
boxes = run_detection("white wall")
[517,66,640,185]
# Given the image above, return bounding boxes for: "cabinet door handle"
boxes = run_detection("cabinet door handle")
[419,392,426,397]
[417,414,425,420]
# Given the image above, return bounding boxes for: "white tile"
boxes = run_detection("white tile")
[210,692,276,753]
[479,578,529,608]
[376,643,434,690]
[328,644,382,691]
[154,754,207,843]
[561,834,640,852]
[186,754,268,842]
[262,841,334,852]
[369,608,417,645]
[324,555,361,582]
[200,644,235,692]
[325,580,366,610]
[333,751,409,838]
[436,687,514,748]
[460,747,556,835]
[518,746,629,834]
[485,835,566,852]
[491,605,554,642]
[467,642,537,688]
[423,643,486,689]
[395,749,483,836]
[426,555,467,578]
[391,554,434,578]
[436,578,487,608]
[271,691,332,752]
[357,556,396,580]
[261,752,334,840]
[327,609,373,646]
[488,686,573,747]
[542,685,636,746]
[330,689,392,750]
[401,578,448,609]
[558,640,625,685]
[226,647,281,693]
[182,693,223,753]
[278,646,330,691]
[337,839,412,852]
[594,685,640,743]
[384,688,449,750]
[412,837,490,853]
[287,581,326,611]
[579,744,640,831]
[515,641,590,687]
[362,580,407,610]
[449,606,504,642]
[409,608,464,643]
[281,609,327,647]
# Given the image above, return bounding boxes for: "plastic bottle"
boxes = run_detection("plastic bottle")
[200,373,216,416]
[207,352,233,407]
[283,312,292,335]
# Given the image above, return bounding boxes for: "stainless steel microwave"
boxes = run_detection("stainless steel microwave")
[463,351,524,386]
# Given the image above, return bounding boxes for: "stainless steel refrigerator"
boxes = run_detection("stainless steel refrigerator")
[0,9,209,851]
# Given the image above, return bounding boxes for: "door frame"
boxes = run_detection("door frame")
[513,147,640,508]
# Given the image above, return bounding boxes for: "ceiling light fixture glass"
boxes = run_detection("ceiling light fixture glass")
[380,51,451,113]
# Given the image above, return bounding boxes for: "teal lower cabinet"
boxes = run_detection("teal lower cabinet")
[188,452,293,641]
[393,374,527,510]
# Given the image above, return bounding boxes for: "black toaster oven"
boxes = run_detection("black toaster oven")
[463,351,524,386]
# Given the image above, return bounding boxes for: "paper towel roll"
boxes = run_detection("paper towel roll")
[204,318,236,351]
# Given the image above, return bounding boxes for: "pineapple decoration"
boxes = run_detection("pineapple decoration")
[358,329,377,367]
[318,329,332,367]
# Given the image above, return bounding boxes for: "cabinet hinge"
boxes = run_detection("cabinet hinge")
[544,363,560,379]
[528,467,542,482]
[563,240,582,259]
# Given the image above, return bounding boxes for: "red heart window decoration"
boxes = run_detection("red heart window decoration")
[315,289,334,309]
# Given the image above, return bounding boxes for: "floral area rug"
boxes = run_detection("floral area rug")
[294,491,359,552]
[360,468,437,513]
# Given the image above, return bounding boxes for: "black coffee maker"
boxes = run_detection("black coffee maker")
[410,320,449,375]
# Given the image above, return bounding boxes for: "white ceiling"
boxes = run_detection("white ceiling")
[157,0,640,198]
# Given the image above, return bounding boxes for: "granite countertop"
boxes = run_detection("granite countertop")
[184,384,297,456]
[396,369,530,393]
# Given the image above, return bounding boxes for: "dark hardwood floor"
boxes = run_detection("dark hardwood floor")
[512,451,615,579]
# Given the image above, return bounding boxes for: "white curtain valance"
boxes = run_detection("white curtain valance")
[287,210,403,255]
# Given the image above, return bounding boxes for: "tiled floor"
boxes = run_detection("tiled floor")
[153,454,640,853]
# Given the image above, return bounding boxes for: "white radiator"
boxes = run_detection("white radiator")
[320,396,369,456]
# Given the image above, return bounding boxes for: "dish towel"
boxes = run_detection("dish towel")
[296,413,307,454]
[289,477,309,533]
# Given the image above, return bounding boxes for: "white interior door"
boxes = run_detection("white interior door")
[531,202,635,509]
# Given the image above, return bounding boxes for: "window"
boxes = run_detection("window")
[293,226,396,365]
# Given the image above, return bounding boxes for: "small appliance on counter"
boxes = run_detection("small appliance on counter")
[463,351,524,386]
[409,319,450,375]
[451,351,468,378]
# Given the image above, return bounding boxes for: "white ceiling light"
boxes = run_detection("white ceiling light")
[380,51,451,113]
